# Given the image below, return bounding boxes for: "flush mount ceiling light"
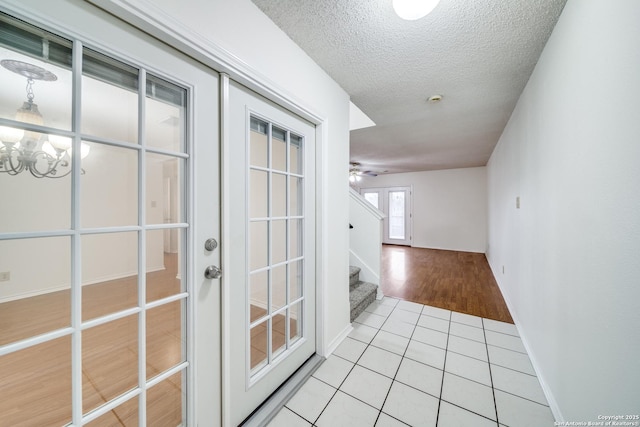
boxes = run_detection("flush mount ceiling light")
[392,0,441,20]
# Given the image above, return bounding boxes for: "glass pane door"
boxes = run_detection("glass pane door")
[388,191,406,240]
[360,186,412,246]
[226,80,316,426]
[0,9,215,425]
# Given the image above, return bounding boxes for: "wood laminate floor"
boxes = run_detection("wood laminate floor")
[380,245,514,323]
[0,254,184,427]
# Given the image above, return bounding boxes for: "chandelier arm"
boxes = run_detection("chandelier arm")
[27,150,69,178]
[5,148,26,175]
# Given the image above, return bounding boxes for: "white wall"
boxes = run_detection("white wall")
[487,0,640,420]
[358,167,487,253]
[349,188,384,287]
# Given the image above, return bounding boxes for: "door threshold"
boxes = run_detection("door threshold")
[240,354,324,427]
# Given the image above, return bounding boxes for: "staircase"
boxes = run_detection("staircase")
[349,266,378,322]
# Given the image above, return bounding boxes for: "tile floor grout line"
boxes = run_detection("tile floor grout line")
[274,299,549,426]
[372,301,419,426]
[434,308,453,427]
[482,317,501,427]
[318,305,393,426]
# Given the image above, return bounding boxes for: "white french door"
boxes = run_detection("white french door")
[361,186,412,246]
[223,79,316,425]
[0,3,220,426]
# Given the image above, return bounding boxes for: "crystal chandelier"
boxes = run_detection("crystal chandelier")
[0,60,89,178]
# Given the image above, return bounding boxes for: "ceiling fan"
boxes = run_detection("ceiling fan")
[349,162,378,182]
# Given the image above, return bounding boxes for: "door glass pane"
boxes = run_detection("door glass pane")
[0,236,70,345]
[146,153,184,225]
[272,219,286,264]
[272,173,286,217]
[250,117,268,168]
[83,314,138,413]
[82,142,138,228]
[272,128,286,172]
[289,302,302,344]
[290,134,303,175]
[147,300,185,379]
[250,320,268,372]
[250,169,268,218]
[272,264,286,311]
[82,232,138,321]
[250,221,268,271]
[289,219,303,259]
[250,271,268,322]
[0,129,72,232]
[289,260,303,303]
[0,24,72,131]
[364,192,379,209]
[389,191,406,240]
[290,177,303,216]
[272,308,286,358]
[147,229,184,303]
[145,74,186,152]
[147,371,185,427]
[0,336,72,426]
[82,48,138,144]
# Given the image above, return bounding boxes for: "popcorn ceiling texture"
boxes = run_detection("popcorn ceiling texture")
[252,0,567,173]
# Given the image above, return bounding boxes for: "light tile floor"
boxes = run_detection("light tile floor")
[268,297,556,427]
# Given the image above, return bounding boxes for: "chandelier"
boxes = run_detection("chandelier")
[0,60,89,178]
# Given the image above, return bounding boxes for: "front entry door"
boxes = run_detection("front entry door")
[0,3,220,425]
[361,187,412,246]
[224,80,316,425]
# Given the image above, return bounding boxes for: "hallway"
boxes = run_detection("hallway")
[268,297,553,426]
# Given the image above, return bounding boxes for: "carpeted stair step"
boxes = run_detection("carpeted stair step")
[349,281,377,322]
[349,266,361,289]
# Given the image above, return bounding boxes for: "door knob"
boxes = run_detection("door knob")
[204,265,222,279]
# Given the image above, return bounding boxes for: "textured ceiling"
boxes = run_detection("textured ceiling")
[252,0,567,174]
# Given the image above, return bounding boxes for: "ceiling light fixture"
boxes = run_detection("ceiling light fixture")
[392,0,440,20]
[0,60,89,178]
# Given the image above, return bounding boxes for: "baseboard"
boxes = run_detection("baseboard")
[325,323,353,357]
[489,258,565,423]
[0,264,166,304]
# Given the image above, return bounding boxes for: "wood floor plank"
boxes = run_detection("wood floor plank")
[380,245,514,323]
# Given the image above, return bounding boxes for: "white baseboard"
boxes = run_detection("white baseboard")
[325,324,353,357]
[489,258,564,423]
[0,264,166,304]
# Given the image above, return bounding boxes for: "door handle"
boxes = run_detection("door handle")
[204,265,222,279]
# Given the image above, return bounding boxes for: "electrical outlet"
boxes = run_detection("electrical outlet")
[0,271,10,282]
[516,196,520,209]
[502,266,505,274]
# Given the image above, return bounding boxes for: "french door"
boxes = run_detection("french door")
[0,3,220,425]
[223,80,316,425]
[361,187,412,246]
